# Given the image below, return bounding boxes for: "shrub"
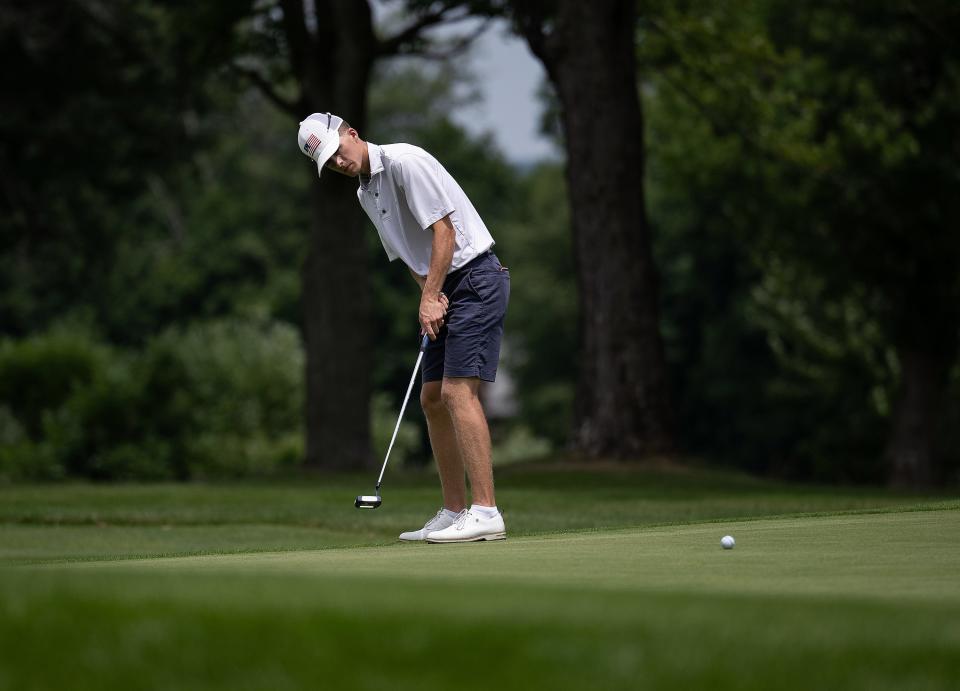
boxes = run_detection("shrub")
[0,331,110,439]
[140,318,305,479]
[1,319,305,480]
[370,392,421,468]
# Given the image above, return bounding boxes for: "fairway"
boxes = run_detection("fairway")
[1,470,959,690]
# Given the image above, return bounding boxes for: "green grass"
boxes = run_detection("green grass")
[1,464,958,690]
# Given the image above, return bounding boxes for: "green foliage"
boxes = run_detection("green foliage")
[746,269,894,479]
[491,424,552,466]
[96,90,309,344]
[642,0,960,480]
[496,164,577,447]
[0,405,63,482]
[370,392,422,467]
[0,1,249,338]
[137,319,305,478]
[0,330,109,439]
[0,320,304,482]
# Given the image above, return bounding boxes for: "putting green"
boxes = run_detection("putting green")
[60,508,960,602]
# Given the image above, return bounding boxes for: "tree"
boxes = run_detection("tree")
[640,0,960,485]
[0,0,247,338]
[505,0,676,458]
[765,0,960,486]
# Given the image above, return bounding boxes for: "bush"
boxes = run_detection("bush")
[135,318,305,479]
[0,331,110,439]
[0,319,305,481]
[0,406,65,481]
[370,392,421,468]
[0,330,118,481]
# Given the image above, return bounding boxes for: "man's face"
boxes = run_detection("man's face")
[324,129,363,177]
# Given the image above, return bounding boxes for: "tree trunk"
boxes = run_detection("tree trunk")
[290,0,377,469]
[302,174,374,469]
[513,0,675,458]
[885,344,955,487]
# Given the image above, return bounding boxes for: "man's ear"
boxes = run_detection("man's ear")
[347,127,360,141]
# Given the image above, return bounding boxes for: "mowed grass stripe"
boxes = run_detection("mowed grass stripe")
[35,509,960,604]
[1,471,948,529]
[3,498,955,565]
[3,566,959,691]
[0,523,388,565]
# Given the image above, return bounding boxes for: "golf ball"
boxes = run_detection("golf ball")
[721,535,735,549]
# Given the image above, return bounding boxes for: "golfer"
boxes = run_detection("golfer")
[297,112,509,543]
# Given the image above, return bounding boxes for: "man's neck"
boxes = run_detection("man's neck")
[360,141,371,175]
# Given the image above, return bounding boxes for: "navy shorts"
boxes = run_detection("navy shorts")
[422,251,510,383]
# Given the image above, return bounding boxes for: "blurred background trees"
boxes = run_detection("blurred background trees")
[1,0,958,487]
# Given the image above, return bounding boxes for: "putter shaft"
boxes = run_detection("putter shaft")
[374,334,430,488]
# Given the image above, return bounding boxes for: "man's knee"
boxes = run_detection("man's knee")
[440,377,480,410]
[421,381,444,414]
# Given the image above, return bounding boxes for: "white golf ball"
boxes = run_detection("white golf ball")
[721,535,735,549]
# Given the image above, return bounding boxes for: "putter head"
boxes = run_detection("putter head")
[355,494,382,509]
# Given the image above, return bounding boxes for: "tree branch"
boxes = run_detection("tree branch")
[506,1,551,64]
[230,62,302,116]
[280,0,312,79]
[376,5,472,57]
[400,16,494,59]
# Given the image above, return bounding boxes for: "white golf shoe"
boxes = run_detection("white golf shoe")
[398,509,457,541]
[425,509,506,543]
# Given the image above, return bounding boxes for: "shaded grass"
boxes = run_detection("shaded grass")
[0,524,374,564]
[3,572,959,691]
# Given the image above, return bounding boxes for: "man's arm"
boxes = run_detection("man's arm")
[408,267,426,291]
[419,214,456,340]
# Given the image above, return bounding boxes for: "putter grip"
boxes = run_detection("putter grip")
[420,333,430,351]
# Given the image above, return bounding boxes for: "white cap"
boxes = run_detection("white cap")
[297,112,344,177]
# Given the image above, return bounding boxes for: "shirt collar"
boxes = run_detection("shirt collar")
[367,142,384,176]
[360,143,383,189]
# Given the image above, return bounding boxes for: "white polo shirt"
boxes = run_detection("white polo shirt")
[357,143,495,276]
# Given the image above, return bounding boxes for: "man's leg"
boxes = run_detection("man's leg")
[421,380,467,512]
[440,376,495,507]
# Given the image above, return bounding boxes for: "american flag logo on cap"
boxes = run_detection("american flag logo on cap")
[305,134,322,157]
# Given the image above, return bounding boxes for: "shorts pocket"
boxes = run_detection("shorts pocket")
[466,269,510,314]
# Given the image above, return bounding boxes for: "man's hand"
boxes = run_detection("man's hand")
[418,214,456,340]
[419,291,449,340]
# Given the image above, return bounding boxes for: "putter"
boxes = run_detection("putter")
[355,333,431,509]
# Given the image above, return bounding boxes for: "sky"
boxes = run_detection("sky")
[450,20,557,164]
[369,3,557,164]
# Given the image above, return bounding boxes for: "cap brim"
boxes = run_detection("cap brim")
[314,138,340,178]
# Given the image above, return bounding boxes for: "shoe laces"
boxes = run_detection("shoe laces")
[423,509,447,531]
[453,509,470,529]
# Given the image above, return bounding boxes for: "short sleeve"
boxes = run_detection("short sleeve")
[396,155,456,230]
